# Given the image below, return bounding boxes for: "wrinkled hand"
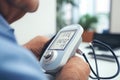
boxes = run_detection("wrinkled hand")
[23,36,90,80]
[56,56,90,80]
[23,36,49,60]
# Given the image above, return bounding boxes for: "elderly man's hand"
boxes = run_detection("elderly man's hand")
[23,36,49,60]
[56,56,90,80]
[23,36,90,80]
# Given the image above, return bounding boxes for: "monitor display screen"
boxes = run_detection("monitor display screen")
[49,30,76,50]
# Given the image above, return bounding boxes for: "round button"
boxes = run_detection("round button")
[44,51,53,59]
[43,50,57,64]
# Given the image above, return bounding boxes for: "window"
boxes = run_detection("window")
[57,0,111,33]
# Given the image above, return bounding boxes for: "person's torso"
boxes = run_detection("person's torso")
[0,14,48,80]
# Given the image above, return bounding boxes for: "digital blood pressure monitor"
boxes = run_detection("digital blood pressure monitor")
[40,24,83,73]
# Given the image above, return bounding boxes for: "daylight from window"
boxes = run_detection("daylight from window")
[57,0,111,33]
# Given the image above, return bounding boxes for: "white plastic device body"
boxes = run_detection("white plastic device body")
[40,24,84,73]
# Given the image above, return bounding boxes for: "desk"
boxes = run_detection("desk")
[79,42,120,80]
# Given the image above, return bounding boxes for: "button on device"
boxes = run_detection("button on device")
[43,50,57,64]
[44,51,53,59]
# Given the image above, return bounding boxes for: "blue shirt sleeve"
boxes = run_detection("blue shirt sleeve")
[0,38,48,80]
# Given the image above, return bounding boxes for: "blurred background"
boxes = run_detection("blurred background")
[56,0,110,32]
[11,0,120,45]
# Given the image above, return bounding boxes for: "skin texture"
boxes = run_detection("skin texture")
[23,36,49,60]
[0,0,39,23]
[0,0,90,80]
[56,56,90,80]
